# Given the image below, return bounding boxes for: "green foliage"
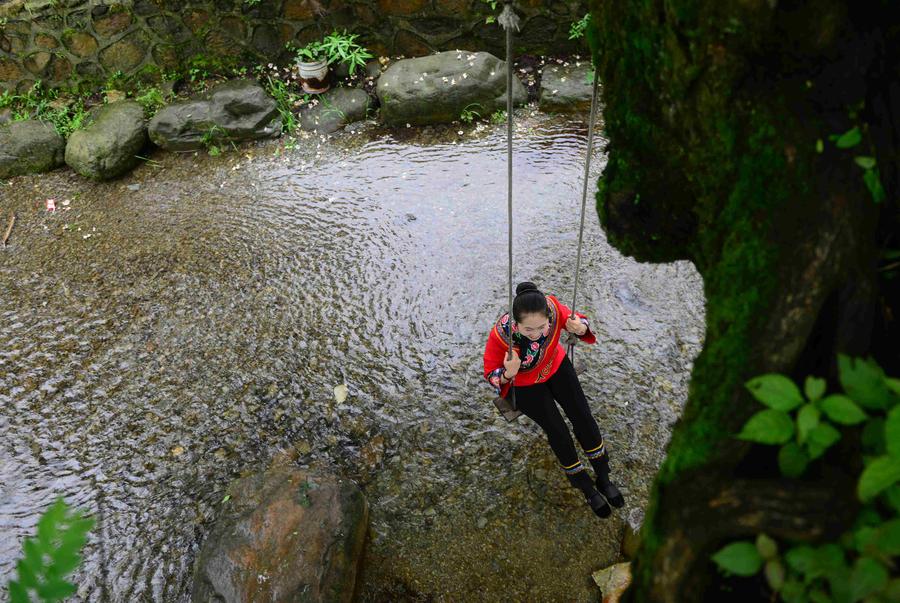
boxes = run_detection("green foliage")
[746,374,805,411]
[319,30,372,76]
[490,109,507,124]
[711,541,763,576]
[716,357,900,600]
[295,41,325,62]
[1,81,89,138]
[200,124,226,156]
[828,125,886,203]
[132,86,167,117]
[569,13,592,40]
[833,126,862,149]
[263,75,307,135]
[6,498,94,603]
[295,31,372,76]
[459,103,482,124]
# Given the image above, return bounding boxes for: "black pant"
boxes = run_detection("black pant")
[508,355,607,469]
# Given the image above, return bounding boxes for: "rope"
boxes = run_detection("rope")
[500,0,519,409]
[567,66,601,366]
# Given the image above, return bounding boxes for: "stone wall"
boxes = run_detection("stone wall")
[0,0,589,93]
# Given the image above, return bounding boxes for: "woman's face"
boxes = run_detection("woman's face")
[517,312,550,341]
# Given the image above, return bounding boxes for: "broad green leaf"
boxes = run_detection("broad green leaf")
[780,579,805,603]
[854,156,876,169]
[807,422,841,459]
[886,405,900,458]
[22,538,42,577]
[835,126,862,148]
[854,526,877,553]
[849,557,888,601]
[764,558,785,592]
[808,590,830,603]
[36,577,76,601]
[873,519,900,556]
[7,580,29,603]
[15,556,39,590]
[828,564,853,603]
[804,376,826,401]
[711,541,763,576]
[785,545,817,576]
[48,550,81,577]
[779,442,809,477]
[745,374,805,411]
[839,355,890,409]
[885,578,900,602]
[738,409,795,444]
[885,484,900,513]
[756,533,778,560]
[815,543,847,575]
[36,498,66,549]
[858,455,900,502]
[863,418,887,455]
[886,378,900,396]
[815,138,824,153]
[797,403,820,443]
[820,394,868,425]
[863,168,886,204]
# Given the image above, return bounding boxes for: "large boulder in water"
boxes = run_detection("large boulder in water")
[65,101,147,180]
[0,120,65,179]
[299,86,372,134]
[376,50,527,126]
[191,467,368,603]
[149,79,281,151]
[539,62,595,114]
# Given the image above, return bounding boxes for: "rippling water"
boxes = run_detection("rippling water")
[0,112,705,602]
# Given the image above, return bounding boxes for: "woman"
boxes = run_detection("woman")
[483,282,625,518]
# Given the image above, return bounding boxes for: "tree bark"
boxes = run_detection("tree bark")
[587,1,900,600]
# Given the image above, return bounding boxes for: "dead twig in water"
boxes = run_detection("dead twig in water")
[2,213,15,247]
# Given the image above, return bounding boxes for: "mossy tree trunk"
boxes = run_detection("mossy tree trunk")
[586,1,900,600]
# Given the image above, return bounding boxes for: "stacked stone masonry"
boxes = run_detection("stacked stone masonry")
[0,0,588,92]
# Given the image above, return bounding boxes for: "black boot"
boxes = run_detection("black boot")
[566,465,611,519]
[590,457,625,508]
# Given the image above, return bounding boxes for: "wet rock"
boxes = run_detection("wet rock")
[0,119,65,179]
[621,522,641,559]
[376,50,526,126]
[300,86,372,134]
[591,562,631,603]
[191,467,368,603]
[365,59,383,79]
[539,62,595,113]
[65,101,147,180]
[149,79,281,151]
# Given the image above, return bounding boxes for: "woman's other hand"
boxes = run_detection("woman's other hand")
[565,315,588,336]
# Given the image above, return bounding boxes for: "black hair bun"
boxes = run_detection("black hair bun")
[515,281,540,296]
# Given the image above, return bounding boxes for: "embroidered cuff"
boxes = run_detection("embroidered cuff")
[578,317,591,339]
[486,367,505,395]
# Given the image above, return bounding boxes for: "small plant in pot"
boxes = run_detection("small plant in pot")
[319,30,373,80]
[295,41,330,94]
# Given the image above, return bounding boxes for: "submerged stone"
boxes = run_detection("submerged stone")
[191,467,368,603]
